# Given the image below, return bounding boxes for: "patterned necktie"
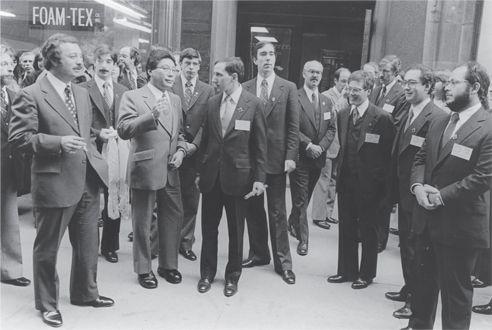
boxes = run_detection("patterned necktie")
[441,112,460,148]
[127,70,136,90]
[64,84,78,126]
[220,95,234,136]
[404,108,414,132]
[311,92,320,124]
[184,80,193,108]
[103,82,113,108]
[260,79,269,102]
[376,84,387,105]
[351,107,360,125]
[0,89,7,115]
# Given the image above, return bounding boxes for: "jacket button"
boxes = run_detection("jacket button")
[186,125,190,129]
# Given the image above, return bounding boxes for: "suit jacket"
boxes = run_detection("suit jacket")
[2,88,15,181]
[410,108,492,248]
[198,89,267,196]
[297,88,336,169]
[370,81,408,128]
[336,103,395,203]
[8,76,108,208]
[243,76,299,174]
[391,101,446,211]
[117,85,186,190]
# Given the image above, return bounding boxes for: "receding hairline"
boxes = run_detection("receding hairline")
[303,60,323,70]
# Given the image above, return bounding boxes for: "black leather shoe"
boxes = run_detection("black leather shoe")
[385,291,407,302]
[281,270,296,284]
[389,227,399,235]
[351,278,372,289]
[297,242,308,256]
[327,274,350,283]
[471,277,487,288]
[72,295,114,308]
[102,251,118,263]
[41,310,63,327]
[242,257,270,268]
[224,280,238,297]
[393,302,412,319]
[326,217,339,224]
[138,271,157,289]
[313,219,331,230]
[472,301,492,315]
[128,231,133,242]
[1,277,31,286]
[197,278,212,293]
[179,248,197,261]
[157,268,182,284]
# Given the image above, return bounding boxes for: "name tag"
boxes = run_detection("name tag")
[235,120,251,131]
[451,143,472,161]
[365,133,380,144]
[323,112,331,120]
[383,104,395,113]
[410,135,425,147]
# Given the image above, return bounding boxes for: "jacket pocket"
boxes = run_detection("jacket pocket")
[133,149,155,162]
[235,158,251,169]
[33,156,61,173]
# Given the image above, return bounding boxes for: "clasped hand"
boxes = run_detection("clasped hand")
[414,184,443,210]
[244,182,266,199]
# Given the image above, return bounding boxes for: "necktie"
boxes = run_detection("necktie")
[260,79,269,102]
[157,94,170,116]
[404,108,414,132]
[64,85,78,126]
[440,112,460,148]
[184,80,193,108]
[311,92,320,125]
[376,84,387,105]
[220,95,234,136]
[103,82,113,108]
[0,89,7,115]
[351,107,360,125]
[127,70,136,90]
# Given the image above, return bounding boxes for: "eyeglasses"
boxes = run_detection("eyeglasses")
[347,87,365,93]
[401,80,420,87]
[156,66,179,74]
[445,79,468,87]
[307,69,322,75]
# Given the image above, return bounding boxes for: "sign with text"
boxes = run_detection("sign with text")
[29,1,104,31]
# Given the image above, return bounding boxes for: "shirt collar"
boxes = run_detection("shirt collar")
[94,75,112,91]
[303,85,319,100]
[257,72,275,88]
[384,79,397,93]
[147,82,166,100]
[351,98,369,117]
[410,97,430,118]
[222,85,242,105]
[181,74,197,89]
[330,86,343,99]
[47,71,71,94]
[455,102,482,122]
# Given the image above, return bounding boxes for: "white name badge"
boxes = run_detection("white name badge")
[451,143,472,161]
[365,133,380,144]
[410,135,425,147]
[235,120,251,131]
[323,112,331,120]
[383,103,395,113]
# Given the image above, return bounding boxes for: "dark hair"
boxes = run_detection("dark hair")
[146,48,176,73]
[348,70,374,91]
[405,64,435,95]
[334,67,350,80]
[129,47,141,66]
[463,61,490,109]
[93,45,117,63]
[42,33,79,71]
[251,41,276,60]
[215,57,244,81]
[434,70,451,83]
[180,48,201,63]
[33,52,43,71]
[379,55,401,74]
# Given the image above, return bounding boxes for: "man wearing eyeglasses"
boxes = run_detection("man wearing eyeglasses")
[327,70,395,289]
[118,48,187,290]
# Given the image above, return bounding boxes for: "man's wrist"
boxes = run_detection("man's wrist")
[411,183,423,194]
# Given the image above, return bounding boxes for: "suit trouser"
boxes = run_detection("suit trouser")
[200,179,245,282]
[1,176,23,280]
[179,165,200,251]
[378,207,392,249]
[246,173,293,271]
[131,182,183,274]
[288,165,321,245]
[311,158,337,220]
[101,187,121,253]
[33,169,100,312]
[398,206,414,298]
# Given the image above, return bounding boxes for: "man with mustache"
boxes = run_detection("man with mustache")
[9,33,114,328]
[288,60,336,256]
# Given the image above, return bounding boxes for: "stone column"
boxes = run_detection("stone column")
[155,0,182,50]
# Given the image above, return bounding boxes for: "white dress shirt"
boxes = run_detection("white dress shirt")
[181,74,197,93]
[408,98,431,125]
[46,72,74,105]
[447,102,482,136]
[350,98,369,117]
[256,73,275,99]
[94,75,113,101]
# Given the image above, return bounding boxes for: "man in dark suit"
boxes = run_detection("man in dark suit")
[172,48,214,261]
[117,46,140,91]
[385,65,446,319]
[1,46,30,287]
[241,41,299,284]
[288,60,336,256]
[405,61,492,330]
[9,33,114,328]
[118,48,186,290]
[197,57,267,297]
[327,70,395,289]
[81,45,128,263]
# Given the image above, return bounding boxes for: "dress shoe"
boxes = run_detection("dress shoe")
[326,217,339,224]
[281,270,296,284]
[179,248,197,261]
[102,251,118,263]
[313,219,331,230]
[471,276,487,288]
[389,227,399,235]
[1,277,31,286]
[393,302,412,319]
[128,231,133,242]
[197,278,212,293]
[138,271,158,289]
[385,291,407,302]
[41,310,63,327]
[327,274,350,283]
[472,301,492,315]
[242,257,270,268]
[297,242,308,256]
[351,278,372,289]
[157,268,182,284]
[224,280,238,297]
[72,295,114,308]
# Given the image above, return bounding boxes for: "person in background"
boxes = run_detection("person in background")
[432,70,452,114]
[118,46,140,90]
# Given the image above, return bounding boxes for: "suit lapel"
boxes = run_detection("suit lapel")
[72,85,87,136]
[187,80,205,110]
[113,83,125,123]
[224,91,249,137]
[357,105,377,151]
[299,89,317,129]
[40,77,79,134]
[211,96,223,139]
[339,107,350,155]
[88,81,108,125]
[142,86,172,136]
[398,103,432,155]
[265,77,284,117]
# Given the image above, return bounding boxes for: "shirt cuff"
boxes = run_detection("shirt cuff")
[410,183,423,195]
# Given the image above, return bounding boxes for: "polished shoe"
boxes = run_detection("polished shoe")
[41,310,63,327]
[327,274,350,283]
[377,243,385,253]
[326,217,339,224]
[389,227,399,235]
[297,242,308,256]
[288,224,298,240]
[102,251,118,263]
[393,302,412,319]
[313,219,331,230]
[472,301,492,315]
[157,268,182,284]
[1,277,31,286]
[281,270,296,284]
[242,257,270,268]
[351,278,372,289]
[72,295,114,308]
[128,231,133,242]
[385,291,407,302]
[179,248,197,261]
[197,278,212,293]
[224,280,238,297]
[471,277,487,288]
[138,271,158,289]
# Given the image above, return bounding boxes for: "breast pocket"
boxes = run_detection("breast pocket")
[133,149,155,162]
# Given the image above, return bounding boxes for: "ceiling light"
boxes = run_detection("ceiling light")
[0,10,16,17]
[138,38,150,44]
[251,26,269,33]
[113,17,152,33]
[95,0,146,19]
[254,36,278,43]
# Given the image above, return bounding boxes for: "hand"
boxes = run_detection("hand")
[195,175,200,189]
[61,136,87,154]
[414,185,437,210]
[244,182,266,200]
[309,144,323,158]
[428,191,444,207]
[99,128,117,142]
[185,142,197,155]
[169,149,185,169]
[284,160,296,173]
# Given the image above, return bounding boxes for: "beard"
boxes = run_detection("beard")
[446,86,471,112]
